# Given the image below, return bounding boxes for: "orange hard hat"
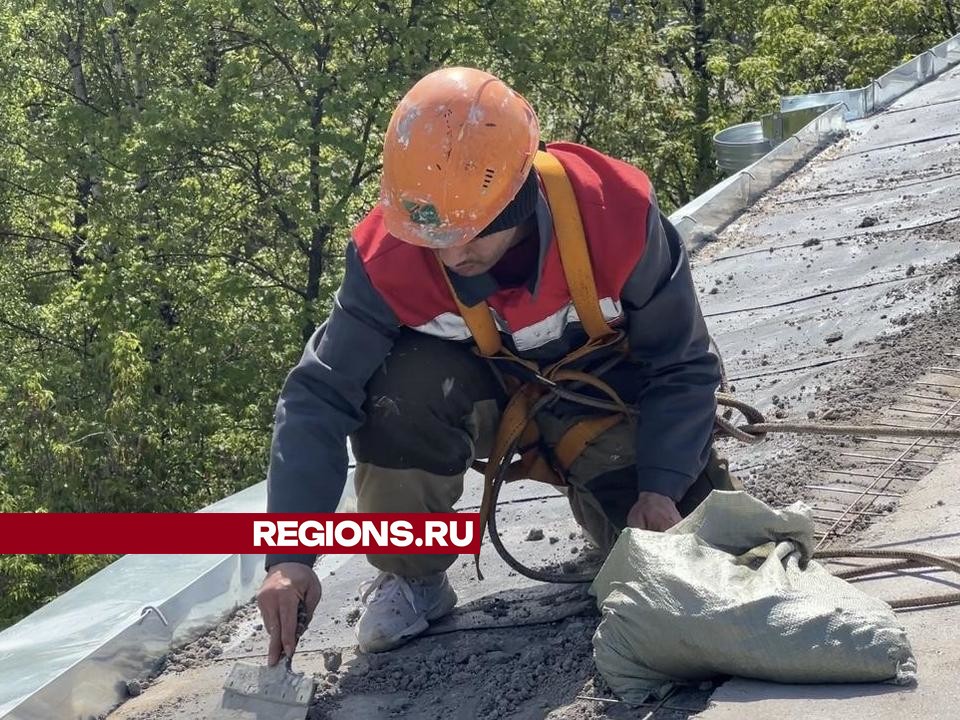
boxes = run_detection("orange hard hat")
[380,67,540,248]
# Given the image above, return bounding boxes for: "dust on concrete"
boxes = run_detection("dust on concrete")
[115,601,261,703]
[109,285,960,719]
[308,613,711,720]
[301,542,620,718]
[311,617,600,719]
[733,278,960,512]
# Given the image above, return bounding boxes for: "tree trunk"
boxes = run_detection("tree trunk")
[202,32,221,88]
[944,0,958,35]
[62,27,101,275]
[302,222,330,342]
[102,0,133,109]
[128,3,146,111]
[71,179,91,275]
[691,0,714,194]
[302,37,331,344]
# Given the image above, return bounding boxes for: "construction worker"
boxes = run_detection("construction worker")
[257,66,734,663]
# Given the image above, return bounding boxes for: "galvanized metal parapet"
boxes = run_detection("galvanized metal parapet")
[672,104,846,246]
[684,31,960,246]
[782,32,960,119]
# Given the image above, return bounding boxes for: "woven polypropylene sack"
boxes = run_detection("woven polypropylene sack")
[591,491,916,704]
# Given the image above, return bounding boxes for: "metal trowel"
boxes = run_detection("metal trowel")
[217,603,316,720]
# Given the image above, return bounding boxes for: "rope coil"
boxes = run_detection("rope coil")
[485,385,960,607]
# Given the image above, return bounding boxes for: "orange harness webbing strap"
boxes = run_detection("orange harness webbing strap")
[553,415,624,472]
[434,149,628,578]
[532,150,613,341]
[437,263,502,357]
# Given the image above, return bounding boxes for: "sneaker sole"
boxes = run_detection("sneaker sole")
[358,615,430,654]
[358,589,457,653]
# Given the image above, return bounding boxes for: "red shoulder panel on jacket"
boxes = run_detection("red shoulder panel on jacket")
[545,142,653,302]
[352,206,458,328]
[350,143,655,336]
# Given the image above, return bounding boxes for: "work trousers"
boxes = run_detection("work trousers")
[350,329,737,577]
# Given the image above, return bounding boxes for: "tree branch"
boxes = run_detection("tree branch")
[0,314,88,356]
[218,26,307,96]
[147,251,307,300]
[18,69,109,117]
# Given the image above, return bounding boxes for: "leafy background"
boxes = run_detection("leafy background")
[0,0,956,627]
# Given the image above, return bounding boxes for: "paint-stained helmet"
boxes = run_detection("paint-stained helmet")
[380,67,541,248]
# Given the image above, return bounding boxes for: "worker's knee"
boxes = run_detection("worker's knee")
[574,465,635,537]
[351,330,504,474]
[677,446,739,516]
[355,464,464,514]
[558,417,635,490]
[567,483,624,554]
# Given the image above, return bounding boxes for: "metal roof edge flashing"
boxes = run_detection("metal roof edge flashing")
[783,32,960,120]
[1,553,263,720]
[677,31,960,249]
[672,103,846,249]
[0,478,355,720]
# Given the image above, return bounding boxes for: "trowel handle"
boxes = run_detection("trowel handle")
[295,599,309,639]
[283,600,310,671]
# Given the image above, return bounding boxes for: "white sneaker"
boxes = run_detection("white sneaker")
[356,571,457,653]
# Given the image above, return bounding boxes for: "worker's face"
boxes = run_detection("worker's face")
[437,225,525,276]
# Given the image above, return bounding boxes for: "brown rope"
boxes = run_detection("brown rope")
[715,393,960,442]
[814,548,960,609]
[536,390,960,442]
[828,554,960,580]
[486,377,960,605]
[734,421,960,440]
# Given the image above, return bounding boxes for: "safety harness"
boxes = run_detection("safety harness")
[436,149,635,577]
[432,151,960,601]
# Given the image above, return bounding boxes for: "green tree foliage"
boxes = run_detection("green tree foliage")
[748,1,944,94]
[0,0,951,626]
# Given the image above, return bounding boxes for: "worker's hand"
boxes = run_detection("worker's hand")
[626,492,682,532]
[256,562,322,666]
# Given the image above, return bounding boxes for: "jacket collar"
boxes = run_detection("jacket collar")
[446,183,553,307]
